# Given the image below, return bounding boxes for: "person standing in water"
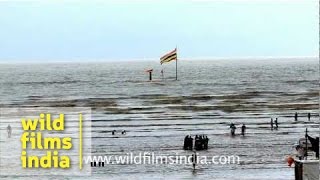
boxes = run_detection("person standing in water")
[230,123,236,136]
[7,124,12,138]
[270,118,274,130]
[112,130,116,135]
[191,151,197,170]
[204,136,209,150]
[294,112,298,121]
[161,69,164,80]
[184,135,189,150]
[308,113,311,121]
[241,124,246,136]
[274,118,278,129]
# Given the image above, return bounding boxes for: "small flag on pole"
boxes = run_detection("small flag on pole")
[145,69,153,73]
[160,48,177,65]
[145,69,153,81]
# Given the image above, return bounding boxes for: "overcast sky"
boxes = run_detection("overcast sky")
[0,0,318,62]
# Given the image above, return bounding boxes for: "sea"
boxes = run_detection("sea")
[0,58,319,179]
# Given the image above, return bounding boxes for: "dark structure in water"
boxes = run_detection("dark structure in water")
[306,134,319,158]
[145,69,153,81]
[183,135,209,151]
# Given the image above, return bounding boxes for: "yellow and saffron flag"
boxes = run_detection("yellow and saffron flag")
[160,48,177,65]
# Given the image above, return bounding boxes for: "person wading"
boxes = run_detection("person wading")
[7,124,12,138]
[274,118,278,129]
[191,151,197,170]
[241,124,246,136]
[230,123,236,136]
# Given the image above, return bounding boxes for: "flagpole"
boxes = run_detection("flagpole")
[176,46,178,80]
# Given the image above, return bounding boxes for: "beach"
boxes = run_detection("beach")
[0,58,318,179]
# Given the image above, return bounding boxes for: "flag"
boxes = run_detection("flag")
[160,48,177,65]
[145,69,153,73]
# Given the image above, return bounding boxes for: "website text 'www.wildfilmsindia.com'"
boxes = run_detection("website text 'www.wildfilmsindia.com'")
[83,152,240,166]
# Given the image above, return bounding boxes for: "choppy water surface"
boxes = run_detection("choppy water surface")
[0,59,319,179]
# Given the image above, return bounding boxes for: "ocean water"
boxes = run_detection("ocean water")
[0,59,319,179]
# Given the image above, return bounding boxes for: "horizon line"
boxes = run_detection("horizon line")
[0,56,317,64]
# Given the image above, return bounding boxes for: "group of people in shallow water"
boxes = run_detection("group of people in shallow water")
[270,112,312,130]
[230,112,313,136]
[112,130,126,135]
[229,123,246,136]
[295,112,312,121]
[183,135,209,150]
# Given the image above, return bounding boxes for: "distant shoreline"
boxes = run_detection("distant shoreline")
[0,56,317,64]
